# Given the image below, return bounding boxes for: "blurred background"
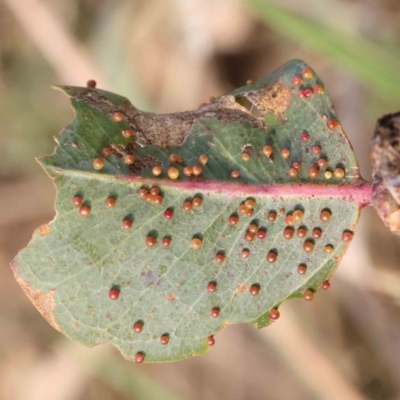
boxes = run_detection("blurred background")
[1,0,400,399]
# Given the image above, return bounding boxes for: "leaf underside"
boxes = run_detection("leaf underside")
[12,60,363,362]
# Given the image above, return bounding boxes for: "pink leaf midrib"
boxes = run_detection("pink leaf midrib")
[121,176,372,207]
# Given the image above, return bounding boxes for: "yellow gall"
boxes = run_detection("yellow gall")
[241,249,250,259]
[242,153,250,162]
[303,289,314,301]
[292,209,304,222]
[303,241,314,253]
[199,154,208,165]
[313,84,324,94]
[238,205,247,215]
[183,166,193,176]
[301,67,313,79]
[191,238,202,249]
[152,165,162,176]
[308,165,319,178]
[192,165,202,176]
[168,167,179,180]
[231,170,240,179]
[281,148,290,159]
[112,112,124,122]
[325,171,333,180]
[248,224,258,234]
[244,199,255,210]
[288,168,298,178]
[79,205,90,217]
[124,155,135,165]
[122,129,133,138]
[320,210,332,222]
[169,153,182,163]
[93,157,104,170]
[285,215,294,226]
[263,145,273,157]
[334,168,345,179]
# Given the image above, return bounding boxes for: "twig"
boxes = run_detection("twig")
[261,306,366,400]
[3,0,112,87]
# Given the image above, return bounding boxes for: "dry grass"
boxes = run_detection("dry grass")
[1,0,400,399]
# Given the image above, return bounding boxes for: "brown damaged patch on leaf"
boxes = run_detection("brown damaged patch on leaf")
[242,81,292,120]
[129,154,160,175]
[62,87,264,148]
[10,262,61,333]
[167,294,176,302]
[237,283,247,292]
[39,224,51,237]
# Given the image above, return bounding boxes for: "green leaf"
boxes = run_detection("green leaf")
[11,60,370,363]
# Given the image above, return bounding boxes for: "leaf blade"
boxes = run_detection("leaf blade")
[12,60,366,362]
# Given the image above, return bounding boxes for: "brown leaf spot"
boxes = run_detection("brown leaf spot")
[10,262,61,332]
[244,81,292,120]
[237,283,247,292]
[167,294,176,302]
[39,224,51,237]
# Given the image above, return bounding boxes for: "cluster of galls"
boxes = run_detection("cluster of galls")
[94,114,137,170]
[182,195,203,212]
[71,187,354,362]
[77,82,353,361]
[154,153,207,180]
[88,88,346,186]
[260,139,344,183]
[226,198,354,316]
[292,67,324,99]
[137,186,164,205]
[288,67,346,181]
